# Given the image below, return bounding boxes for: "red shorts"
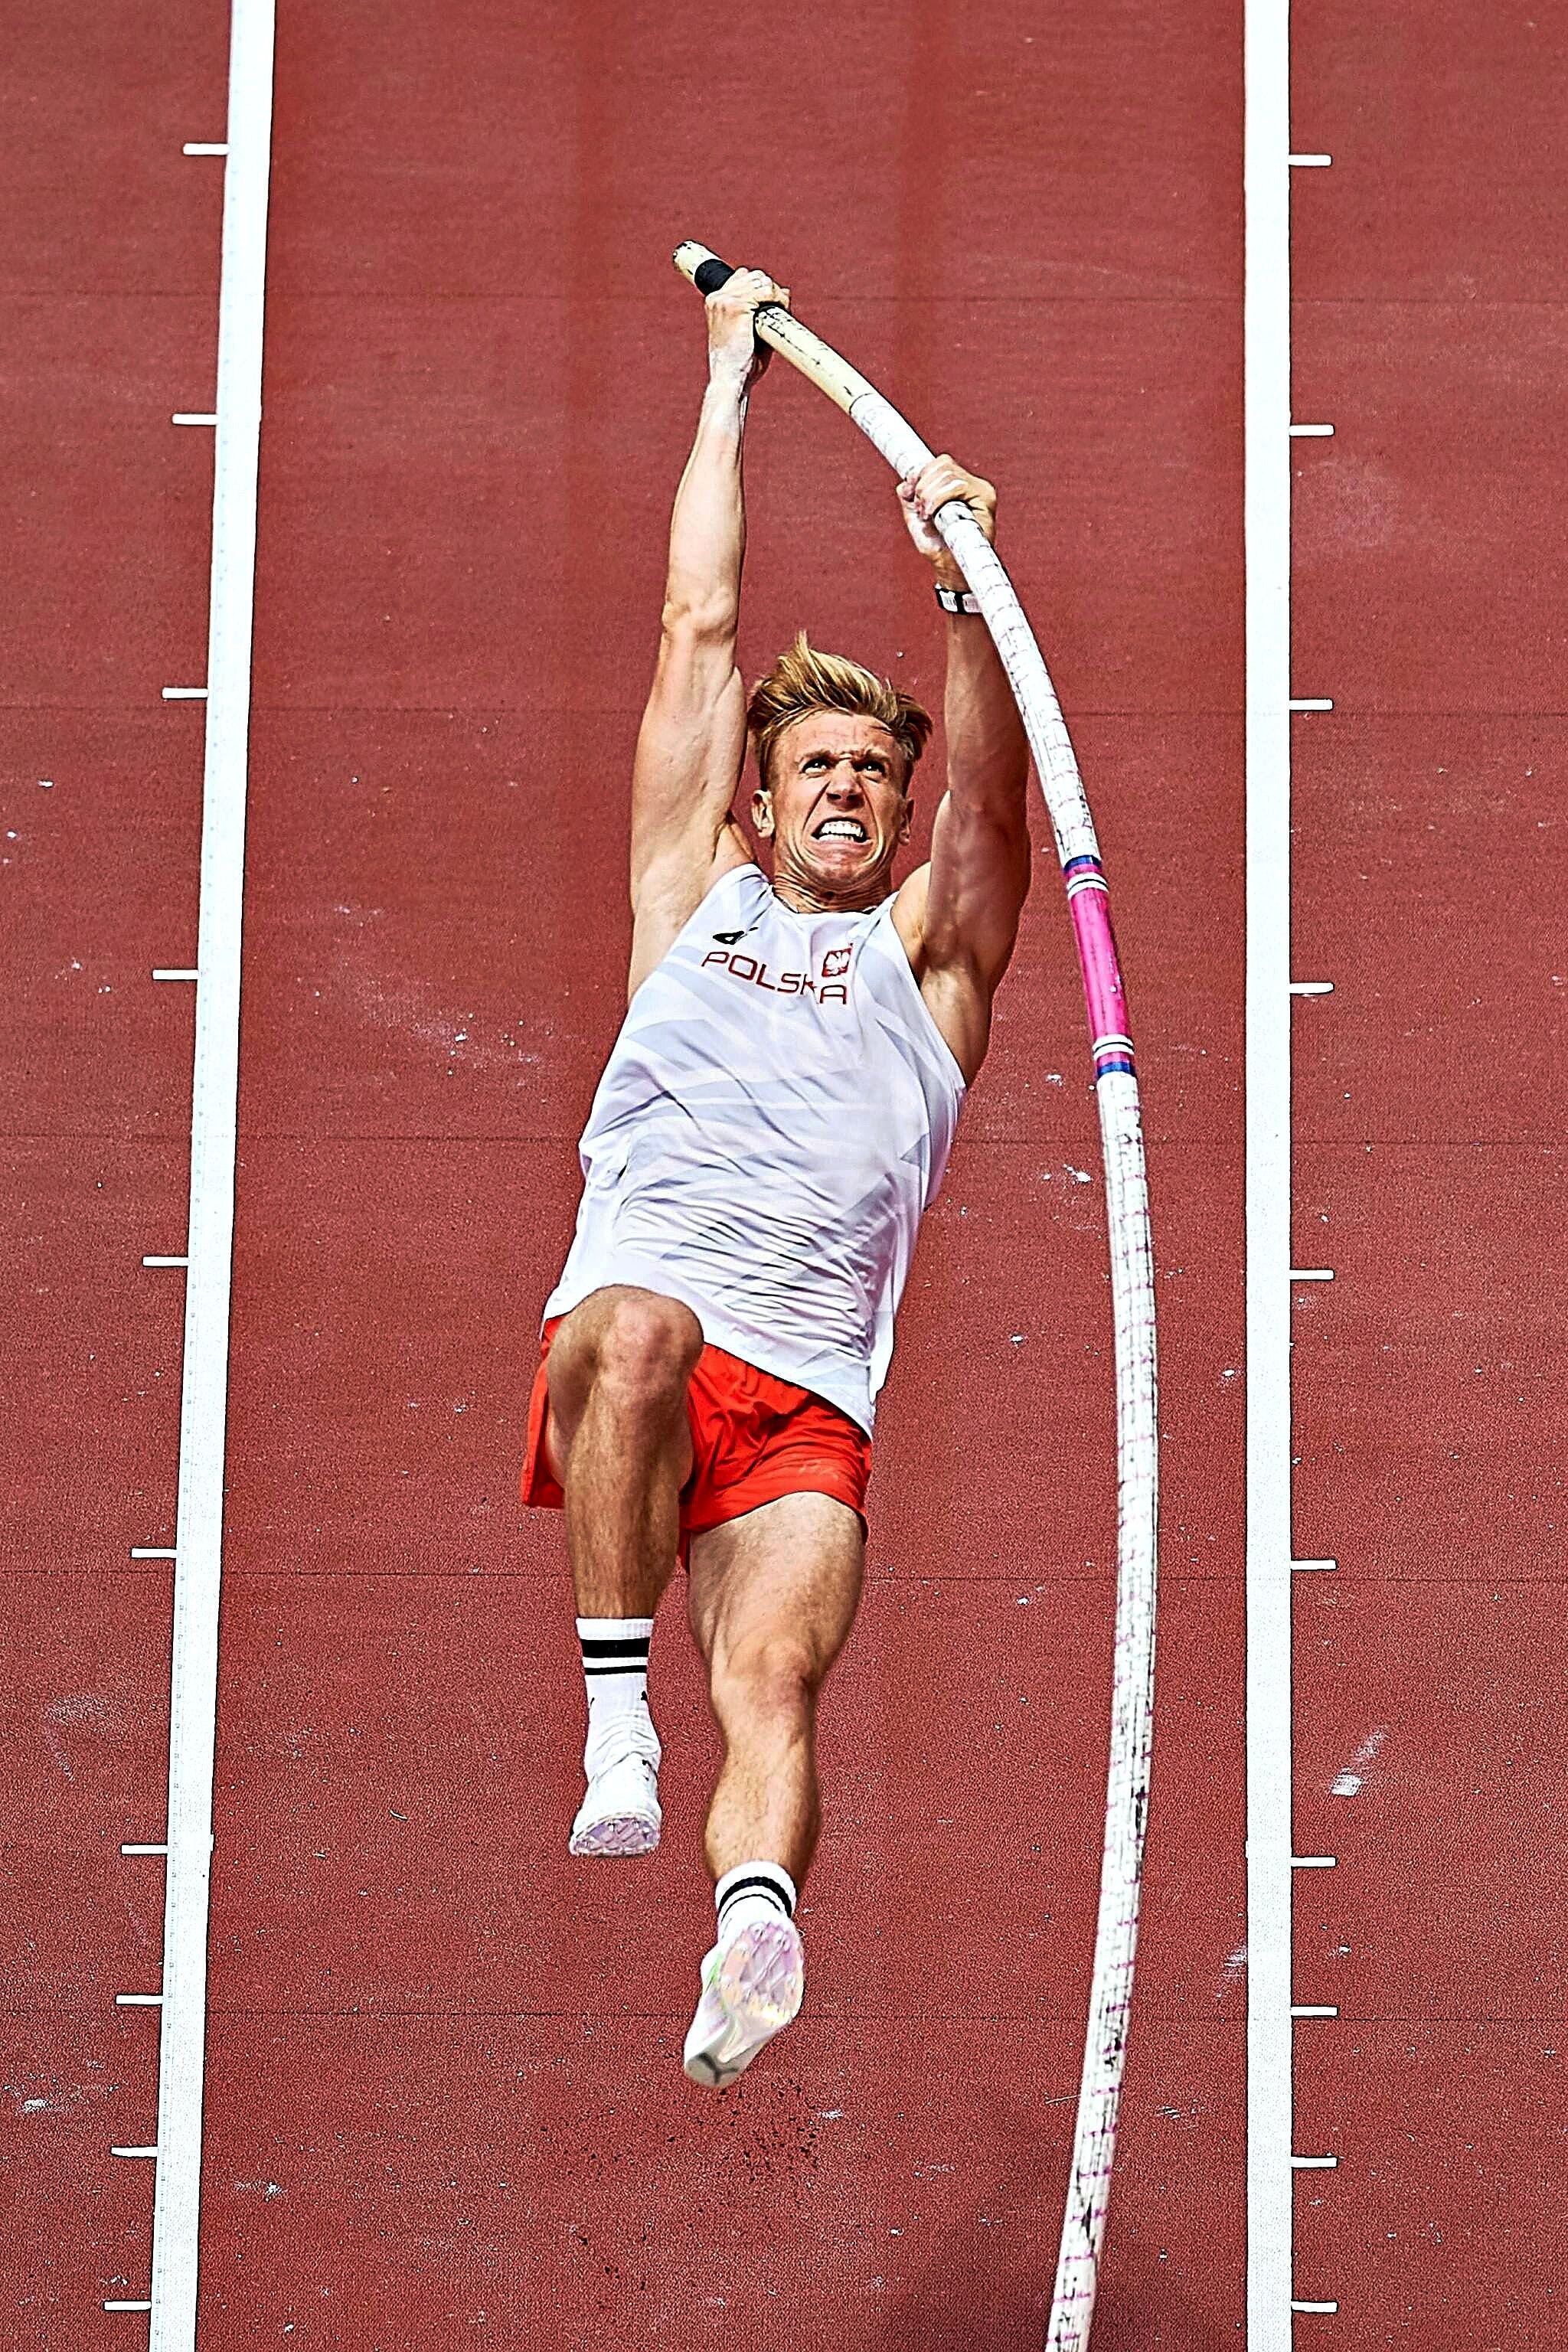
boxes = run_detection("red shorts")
[520,1315,872,1558]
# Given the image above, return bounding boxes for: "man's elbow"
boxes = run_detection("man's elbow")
[660,594,739,645]
[947,754,1031,825]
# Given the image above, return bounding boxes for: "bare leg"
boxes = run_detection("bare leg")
[542,1285,703,1620]
[687,1492,866,1887]
[680,1492,864,2085]
[544,1288,704,1859]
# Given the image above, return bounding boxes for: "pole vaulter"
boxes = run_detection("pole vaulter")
[669,244,1160,2350]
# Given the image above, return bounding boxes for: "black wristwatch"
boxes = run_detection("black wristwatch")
[934,583,982,615]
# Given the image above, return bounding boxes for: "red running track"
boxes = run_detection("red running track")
[1287,4,1567,2341]
[2,2,1557,2346]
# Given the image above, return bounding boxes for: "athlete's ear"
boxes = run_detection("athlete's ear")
[752,784,776,838]
[897,792,915,845]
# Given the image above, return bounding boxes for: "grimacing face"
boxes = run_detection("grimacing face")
[752,710,914,907]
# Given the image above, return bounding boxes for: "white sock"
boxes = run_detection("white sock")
[577,1615,656,1774]
[714,1860,798,1952]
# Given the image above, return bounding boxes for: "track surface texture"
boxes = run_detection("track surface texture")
[1286,5,1566,2344]
[2,2,1553,2348]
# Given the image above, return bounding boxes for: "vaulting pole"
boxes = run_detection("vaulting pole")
[673,243,1161,2350]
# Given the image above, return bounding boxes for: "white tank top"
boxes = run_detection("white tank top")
[542,861,966,1434]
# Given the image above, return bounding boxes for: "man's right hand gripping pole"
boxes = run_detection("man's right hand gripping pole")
[703,266,790,395]
[662,269,791,632]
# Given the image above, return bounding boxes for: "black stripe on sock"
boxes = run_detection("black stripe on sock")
[580,1637,651,1661]
[717,1873,793,1924]
[583,1663,649,1677]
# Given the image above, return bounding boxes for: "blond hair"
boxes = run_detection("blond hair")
[746,630,933,792]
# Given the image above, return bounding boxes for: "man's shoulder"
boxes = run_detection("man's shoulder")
[888,862,932,975]
[627,829,759,1000]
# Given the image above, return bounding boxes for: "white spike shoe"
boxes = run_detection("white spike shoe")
[682,1918,805,2088]
[569,1710,662,1858]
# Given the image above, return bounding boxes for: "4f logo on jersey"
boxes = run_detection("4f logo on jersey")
[700,943,852,1004]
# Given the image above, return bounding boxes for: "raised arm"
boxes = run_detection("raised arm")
[626,269,790,998]
[893,456,1032,1083]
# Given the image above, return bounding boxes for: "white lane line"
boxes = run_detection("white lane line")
[1290,980,1334,995]
[142,1256,189,1269]
[1292,2154,1338,2170]
[116,1992,165,2007]
[1244,0,1294,2336]
[1292,1855,1337,1869]
[1289,152,1332,166]
[1289,697,1333,710]
[162,686,207,701]
[152,969,201,982]
[1292,2302,1340,2315]
[1292,2005,1339,2018]
[1289,423,1334,437]
[172,413,218,426]
[113,2146,160,2159]
[1292,1557,1339,1573]
[183,142,227,155]
[122,1844,170,1856]
[1290,1267,1334,1281]
[149,8,275,2348]
[106,2302,154,2314]
[130,1548,178,1559]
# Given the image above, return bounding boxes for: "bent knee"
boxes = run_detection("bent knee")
[555,1288,703,1412]
[710,1641,823,1733]
[595,1289,703,1390]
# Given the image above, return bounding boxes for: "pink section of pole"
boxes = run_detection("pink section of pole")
[1066,864,1134,1067]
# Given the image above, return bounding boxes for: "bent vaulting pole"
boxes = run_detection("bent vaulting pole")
[673,243,1159,2350]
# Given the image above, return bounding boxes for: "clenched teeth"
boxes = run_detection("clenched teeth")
[815,820,867,841]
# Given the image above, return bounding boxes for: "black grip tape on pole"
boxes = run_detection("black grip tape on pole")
[693,256,737,296]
